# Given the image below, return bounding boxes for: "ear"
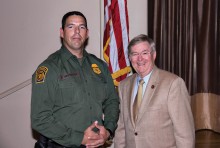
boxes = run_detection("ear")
[86,29,89,39]
[60,28,64,38]
[128,55,132,61]
[153,51,157,60]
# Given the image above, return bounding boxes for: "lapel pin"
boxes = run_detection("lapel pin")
[151,85,155,89]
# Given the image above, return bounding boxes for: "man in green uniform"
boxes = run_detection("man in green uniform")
[31,11,119,148]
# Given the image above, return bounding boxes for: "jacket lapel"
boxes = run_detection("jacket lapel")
[136,66,159,124]
[128,74,138,127]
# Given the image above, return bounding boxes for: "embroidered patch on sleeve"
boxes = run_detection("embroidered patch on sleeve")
[35,66,48,83]
[91,64,101,74]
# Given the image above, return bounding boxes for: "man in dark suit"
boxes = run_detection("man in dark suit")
[114,34,195,148]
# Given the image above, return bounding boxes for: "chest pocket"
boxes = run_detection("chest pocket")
[88,73,107,103]
[86,55,108,103]
[58,75,82,105]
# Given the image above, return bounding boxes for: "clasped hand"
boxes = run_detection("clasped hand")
[82,121,110,148]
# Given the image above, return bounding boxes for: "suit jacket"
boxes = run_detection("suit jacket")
[114,66,195,148]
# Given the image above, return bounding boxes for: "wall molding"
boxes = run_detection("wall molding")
[0,78,31,100]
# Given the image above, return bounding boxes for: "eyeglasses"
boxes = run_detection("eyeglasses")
[130,50,153,58]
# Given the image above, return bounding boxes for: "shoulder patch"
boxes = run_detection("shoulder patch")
[35,66,48,83]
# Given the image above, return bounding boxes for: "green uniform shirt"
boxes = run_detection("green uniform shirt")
[31,46,119,147]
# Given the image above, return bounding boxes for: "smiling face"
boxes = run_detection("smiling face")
[60,15,88,57]
[129,41,156,78]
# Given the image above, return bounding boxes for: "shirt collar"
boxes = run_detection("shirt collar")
[60,45,89,61]
[137,70,153,85]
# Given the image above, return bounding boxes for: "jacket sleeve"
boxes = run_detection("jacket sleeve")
[114,83,126,148]
[168,77,195,148]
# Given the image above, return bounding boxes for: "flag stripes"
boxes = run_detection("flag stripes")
[103,0,131,86]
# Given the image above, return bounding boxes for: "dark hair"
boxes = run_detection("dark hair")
[61,11,87,30]
[128,34,156,54]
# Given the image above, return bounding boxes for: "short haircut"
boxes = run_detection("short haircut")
[128,34,156,54]
[61,11,87,30]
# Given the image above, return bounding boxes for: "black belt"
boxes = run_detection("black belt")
[35,135,86,148]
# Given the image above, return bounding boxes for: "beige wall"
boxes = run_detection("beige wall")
[0,0,147,147]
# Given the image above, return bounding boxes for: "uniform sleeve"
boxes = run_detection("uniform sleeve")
[102,63,120,135]
[168,77,195,148]
[31,64,83,147]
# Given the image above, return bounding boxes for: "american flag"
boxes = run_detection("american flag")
[103,0,131,86]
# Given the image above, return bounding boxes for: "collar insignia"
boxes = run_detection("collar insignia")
[35,66,48,83]
[91,64,101,74]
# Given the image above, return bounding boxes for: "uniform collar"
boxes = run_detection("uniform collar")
[60,45,89,61]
